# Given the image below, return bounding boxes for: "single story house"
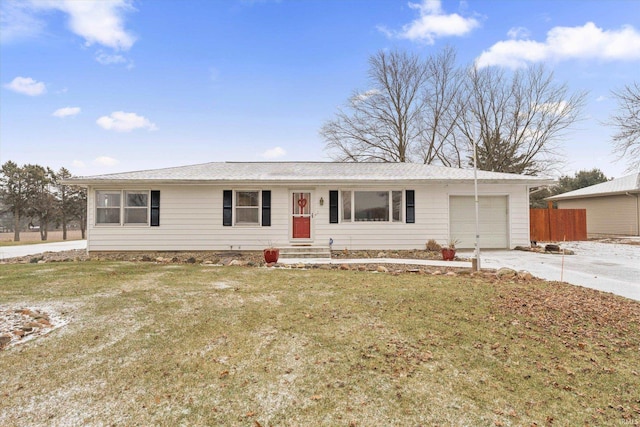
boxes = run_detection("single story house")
[66,162,552,252]
[546,172,640,237]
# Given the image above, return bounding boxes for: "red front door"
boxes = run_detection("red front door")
[292,192,311,239]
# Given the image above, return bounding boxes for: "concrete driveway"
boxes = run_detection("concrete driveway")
[0,240,87,261]
[472,240,640,302]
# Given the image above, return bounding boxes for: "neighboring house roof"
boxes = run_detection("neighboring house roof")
[547,173,640,201]
[64,162,553,186]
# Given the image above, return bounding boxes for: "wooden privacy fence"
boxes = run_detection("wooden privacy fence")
[530,208,587,241]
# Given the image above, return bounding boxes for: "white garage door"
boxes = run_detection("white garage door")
[450,196,509,249]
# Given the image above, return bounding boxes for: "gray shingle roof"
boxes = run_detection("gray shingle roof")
[66,162,553,185]
[547,173,640,200]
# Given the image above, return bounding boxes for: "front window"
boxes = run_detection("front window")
[96,191,121,224]
[236,191,259,224]
[96,190,149,225]
[355,191,389,221]
[341,190,403,222]
[124,191,149,224]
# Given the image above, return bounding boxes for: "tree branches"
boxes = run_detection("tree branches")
[459,65,587,175]
[321,50,430,162]
[609,82,640,173]
[321,47,586,176]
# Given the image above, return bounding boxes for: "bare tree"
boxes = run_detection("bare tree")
[417,46,465,166]
[322,49,585,174]
[321,49,430,162]
[609,82,640,173]
[456,64,587,175]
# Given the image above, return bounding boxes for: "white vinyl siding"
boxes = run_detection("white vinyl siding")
[86,183,532,252]
[87,186,287,251]
[449,196,509,249]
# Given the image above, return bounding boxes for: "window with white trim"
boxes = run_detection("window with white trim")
[96,191,121,224]
[235,191,259,225]
[95,190,150,225]
[340,190,403,222]
[124,191,149,224]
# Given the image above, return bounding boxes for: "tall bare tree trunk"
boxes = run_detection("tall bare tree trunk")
[40,221,48,241]
[13,207,20,242]
[80,212,86,239]
[62,212,67,240]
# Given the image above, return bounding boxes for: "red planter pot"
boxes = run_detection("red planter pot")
[441,248,456,261]
[263,249,280,263]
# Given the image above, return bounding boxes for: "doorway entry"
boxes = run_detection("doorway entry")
[292,192,311,239]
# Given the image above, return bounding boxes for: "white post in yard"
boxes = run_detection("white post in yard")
[473,139,481,271]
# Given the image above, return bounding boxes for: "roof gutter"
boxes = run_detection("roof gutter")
[63,178,554,187]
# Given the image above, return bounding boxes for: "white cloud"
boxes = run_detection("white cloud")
[4,76,46,96]
[52,106,81,118]
[507,26,531,40]
[383,0,480,44]
[72,160,86,168]
[95,51,126,64]
[96,111,157,132]
[95,51,134,68]
[352,89,381,105]
[477,22,640,68]
[0,0,45,43]
[533,101,569,116]
[94,156,119,167]
[262,146,287,159]
[31,0,136,50]
[596,95,607,102]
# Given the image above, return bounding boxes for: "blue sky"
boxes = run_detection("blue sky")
[1,0,639,178]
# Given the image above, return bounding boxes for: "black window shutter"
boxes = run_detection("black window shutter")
[406,190,415,223]
[150,191,160,226]
[262,190,271,226]
[223,190,232,226]
[329,190,338,224]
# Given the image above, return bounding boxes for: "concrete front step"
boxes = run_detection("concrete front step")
[279,246,331,259]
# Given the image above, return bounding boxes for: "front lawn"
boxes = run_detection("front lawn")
[1,262,638,426]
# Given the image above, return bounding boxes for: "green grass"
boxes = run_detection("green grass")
[1,262,639,426]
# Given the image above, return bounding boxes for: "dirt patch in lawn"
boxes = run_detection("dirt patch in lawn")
[0,304,72,350]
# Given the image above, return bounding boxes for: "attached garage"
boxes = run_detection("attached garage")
[450,196,509,249]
